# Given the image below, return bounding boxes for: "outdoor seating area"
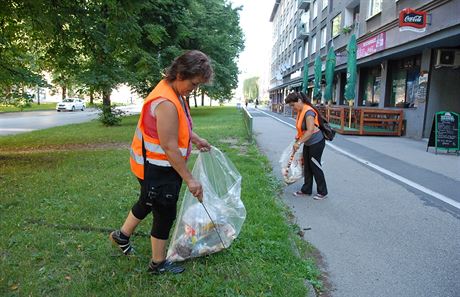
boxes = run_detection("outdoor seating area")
[319,106,404,136]
[275,104,404,136]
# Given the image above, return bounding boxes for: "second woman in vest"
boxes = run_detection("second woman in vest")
[285,91,328,200]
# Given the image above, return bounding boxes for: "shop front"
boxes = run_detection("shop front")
[387,54,422,109]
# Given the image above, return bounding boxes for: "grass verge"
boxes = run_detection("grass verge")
[0,103,57,113]
[0,107,321,296]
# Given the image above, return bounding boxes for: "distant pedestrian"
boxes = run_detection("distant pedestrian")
[255,99,259,108]
[109,50,213,274]
[285,91,328,200]
[245,100,248,108]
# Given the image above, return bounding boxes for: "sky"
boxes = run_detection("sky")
[230,0,274,99]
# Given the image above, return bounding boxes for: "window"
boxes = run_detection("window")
[320,26,327,48]
[344,5,359,27]
[322,0,328,10]
[311,34,317,55]
[298,47,302,63]
[312,0,318,19]
[304,40,309,59]
[361,67,381,107]
[369,0,382,17]
[388,56,421,108]
[332,14,341,37]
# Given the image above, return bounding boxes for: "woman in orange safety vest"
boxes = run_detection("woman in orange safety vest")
[110,50,213,275]
[285,91,328,201]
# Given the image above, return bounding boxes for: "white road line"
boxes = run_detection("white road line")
[255,109,460,210]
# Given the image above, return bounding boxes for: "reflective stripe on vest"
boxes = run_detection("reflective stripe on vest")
[134,127,188,157]
[130,148,173,167]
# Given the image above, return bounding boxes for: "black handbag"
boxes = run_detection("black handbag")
[318,113,335,141]
[319,117,336,141]
[304,110,336,141]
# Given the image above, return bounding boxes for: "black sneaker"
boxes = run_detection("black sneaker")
[148,260,185,275]
[109,230,134,256]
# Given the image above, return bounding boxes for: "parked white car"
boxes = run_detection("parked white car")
[56,98,86,112]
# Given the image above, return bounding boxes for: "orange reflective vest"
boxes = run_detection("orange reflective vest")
[295,104,320,140]
[130,79,191,180]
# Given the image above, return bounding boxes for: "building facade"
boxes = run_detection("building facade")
[269,0,460,138]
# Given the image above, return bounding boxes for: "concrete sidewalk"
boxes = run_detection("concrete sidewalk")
[249,106,460,297]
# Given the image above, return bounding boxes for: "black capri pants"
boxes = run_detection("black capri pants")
[131,163,182,240]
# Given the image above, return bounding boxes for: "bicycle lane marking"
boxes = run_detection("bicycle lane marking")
[256,109,460,211]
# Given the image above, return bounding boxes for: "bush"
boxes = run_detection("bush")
[97,104,125,126]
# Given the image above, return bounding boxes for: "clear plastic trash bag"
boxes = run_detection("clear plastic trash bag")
[279,140,304,184]
[167,146,246,262]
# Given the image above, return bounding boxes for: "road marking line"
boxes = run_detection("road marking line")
[256,109,460,210]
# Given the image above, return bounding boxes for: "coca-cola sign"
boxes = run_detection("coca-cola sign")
[399,8,427,32]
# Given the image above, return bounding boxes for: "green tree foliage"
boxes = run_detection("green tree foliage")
[243,76,259,102]
[191,0,244,103]
[129,0,244,103]
[1,0,244,120]
[0,1,47,105]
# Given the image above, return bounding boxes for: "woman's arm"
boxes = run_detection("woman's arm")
[156,100,203,200]
[191,131,211,151]
[293,115,317,151]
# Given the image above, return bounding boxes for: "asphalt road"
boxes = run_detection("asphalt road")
[0,109,99,136]
[0,104,143,136]
[250,107,460,297]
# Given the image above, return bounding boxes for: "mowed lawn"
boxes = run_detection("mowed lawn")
[0,107,321,296]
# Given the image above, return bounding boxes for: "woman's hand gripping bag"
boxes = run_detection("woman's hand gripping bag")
[167,146,246,262]
[279,140,304,184]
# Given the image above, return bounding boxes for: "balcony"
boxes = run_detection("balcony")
[296,25,310,40]
[298,0,311,10]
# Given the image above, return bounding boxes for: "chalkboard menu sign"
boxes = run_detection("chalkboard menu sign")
[427,111,459,154]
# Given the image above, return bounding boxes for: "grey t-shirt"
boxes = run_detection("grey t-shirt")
[302,110,324,146]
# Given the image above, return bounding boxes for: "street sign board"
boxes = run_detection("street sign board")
[427,111,459,154]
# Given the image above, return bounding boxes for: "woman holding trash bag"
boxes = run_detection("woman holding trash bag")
[110,50,213,274]
[285,91,328,200]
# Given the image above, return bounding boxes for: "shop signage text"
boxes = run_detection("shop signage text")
[357,32,386,59]
[399,8,427,33]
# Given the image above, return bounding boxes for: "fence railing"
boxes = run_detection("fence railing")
[242,106,253,141]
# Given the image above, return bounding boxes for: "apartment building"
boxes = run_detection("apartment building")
[269,0,460,138]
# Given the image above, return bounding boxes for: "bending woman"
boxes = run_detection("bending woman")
[110,50,213,274]
[285,91,328,200]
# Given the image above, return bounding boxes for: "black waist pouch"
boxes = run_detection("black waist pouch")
[143,163,182,207]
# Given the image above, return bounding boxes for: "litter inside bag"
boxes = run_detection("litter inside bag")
[167,146,246,262]
[279,140,303,184]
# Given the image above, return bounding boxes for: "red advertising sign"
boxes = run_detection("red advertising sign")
[357,32,386,59]
[399,8,427,32]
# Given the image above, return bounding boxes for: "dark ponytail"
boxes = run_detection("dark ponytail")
[286,91,325,128]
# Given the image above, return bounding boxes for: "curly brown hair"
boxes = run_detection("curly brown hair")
[165,50,214,83]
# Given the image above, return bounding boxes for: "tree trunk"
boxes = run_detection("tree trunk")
[90,90,94,105]
[62,86,66,101]
[185,96,190,107]
[36,87,40,105]
[201,91,205,106]
[193,90,197,108]
[102,88,111,107]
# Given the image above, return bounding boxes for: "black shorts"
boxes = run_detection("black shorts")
[131,163,183,240]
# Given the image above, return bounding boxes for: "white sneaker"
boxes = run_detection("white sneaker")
[313,194,327,200]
